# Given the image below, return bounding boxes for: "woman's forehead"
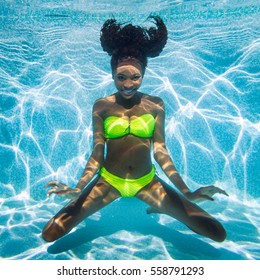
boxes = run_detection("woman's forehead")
[115,64,142,75]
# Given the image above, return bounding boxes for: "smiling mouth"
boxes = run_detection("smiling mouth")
[122,89,135,95]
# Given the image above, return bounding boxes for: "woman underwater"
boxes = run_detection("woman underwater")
[42,16,228,243]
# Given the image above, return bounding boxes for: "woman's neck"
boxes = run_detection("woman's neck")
[115,92,142,109]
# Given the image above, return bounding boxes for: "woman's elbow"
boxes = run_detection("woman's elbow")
[153,151,164,165]
[153,144,168,161]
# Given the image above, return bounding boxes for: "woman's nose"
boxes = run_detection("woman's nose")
[123,79,133,89]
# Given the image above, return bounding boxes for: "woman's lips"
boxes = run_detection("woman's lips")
[122,89,134,95]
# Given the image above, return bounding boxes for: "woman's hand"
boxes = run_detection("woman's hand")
[44,180,81,199]
[184,185,229,203]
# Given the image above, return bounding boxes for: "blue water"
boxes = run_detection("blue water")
[0,0,259,260]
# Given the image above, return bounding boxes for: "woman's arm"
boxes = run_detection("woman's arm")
[153,98,190,195]
[75,100,105,190]
[45,100,105,198]
[152,98,228,202]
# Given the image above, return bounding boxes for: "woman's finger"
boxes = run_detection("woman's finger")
[202,186,228,197]
[44,180,60,188]
[44,180,67,189]
[46,186,69,196]
[203,195,214,201]
[216,188,229,196]
[46,188,58,196]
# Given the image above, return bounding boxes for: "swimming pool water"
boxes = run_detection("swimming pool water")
[0,0,259,260]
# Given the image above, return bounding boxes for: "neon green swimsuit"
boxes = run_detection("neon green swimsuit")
[100,165,156,197]
[104,113,155,139]
[100,113,156,197]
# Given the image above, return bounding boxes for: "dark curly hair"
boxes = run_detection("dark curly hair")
[100,16,168,73]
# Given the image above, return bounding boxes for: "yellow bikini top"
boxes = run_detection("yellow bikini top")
[104,114,156,139]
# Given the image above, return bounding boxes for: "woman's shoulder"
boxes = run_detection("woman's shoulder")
[142,93,164,108]
[93,94,115,109]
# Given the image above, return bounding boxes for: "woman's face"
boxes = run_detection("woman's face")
[113,63,143,100]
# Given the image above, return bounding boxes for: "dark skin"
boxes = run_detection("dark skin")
[43,63,228,243]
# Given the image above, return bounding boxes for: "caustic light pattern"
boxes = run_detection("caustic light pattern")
[0,1,259,260]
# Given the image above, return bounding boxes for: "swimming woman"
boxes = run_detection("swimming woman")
[42,16,228,243]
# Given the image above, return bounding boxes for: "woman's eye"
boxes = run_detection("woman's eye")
[132,75,141,81]
[117,75,125,81]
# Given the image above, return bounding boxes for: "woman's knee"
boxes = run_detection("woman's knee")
[210,220,226,242]
[42,218,66,242]
[190,216,226,242]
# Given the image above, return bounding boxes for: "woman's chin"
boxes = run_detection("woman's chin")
[120,91,136,99]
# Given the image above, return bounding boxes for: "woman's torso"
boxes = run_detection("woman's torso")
[98,92,160,179]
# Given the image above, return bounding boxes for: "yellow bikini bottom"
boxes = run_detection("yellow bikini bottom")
[99,166,155,197]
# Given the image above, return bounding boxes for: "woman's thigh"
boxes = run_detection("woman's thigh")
[42,176,120,241]
[136,176,226,242]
